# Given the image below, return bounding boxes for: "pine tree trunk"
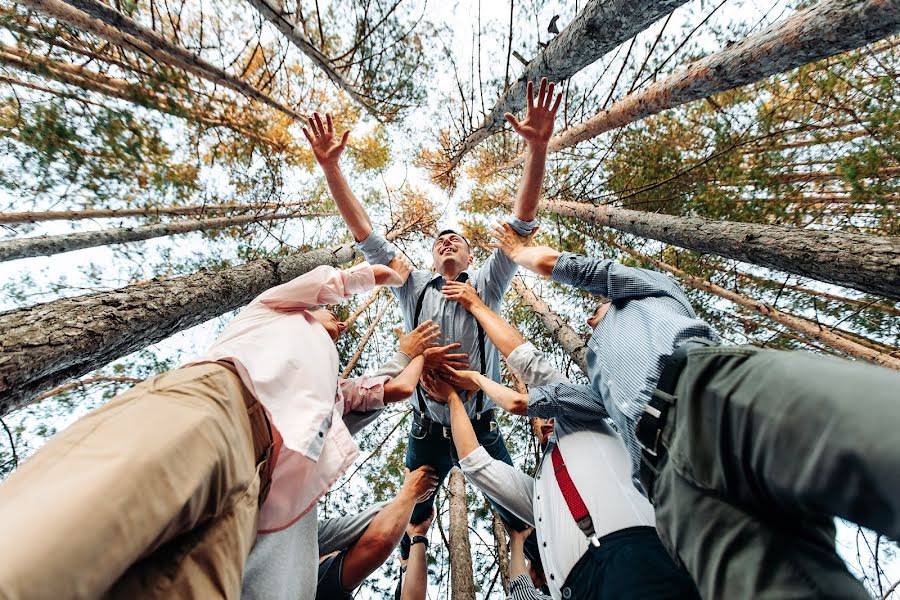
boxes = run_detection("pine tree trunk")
[340,300,392,378]
[18,0,305,121]
[0,211,319,262]
[342,288,385,330]
[0,44,278,146]
[448,0,688,168]
[491,506,511,595]
[613,242,900,370]
[245,0,381,120]
[0,242,357,416]
[503,0,900,166]
[538,198,900,301]
[0,202,309,224]
[447,467,476,600]
[510,277,589,373]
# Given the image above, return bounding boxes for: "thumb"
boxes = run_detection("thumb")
[394,327,404,338]
[339,130,350,149]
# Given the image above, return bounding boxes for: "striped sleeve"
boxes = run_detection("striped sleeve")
[508,574,552,600]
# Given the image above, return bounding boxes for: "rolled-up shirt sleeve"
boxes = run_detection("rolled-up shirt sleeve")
[552,252,691,304]
[355,230,397,266]
[528,382,609,422]
[506,343,569,387]
[339,375,388,414]
[506,215,539,237]
[257,263,375,309]
[459,447,535,526]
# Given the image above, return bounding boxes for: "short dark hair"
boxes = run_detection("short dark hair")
[433,229,470,249]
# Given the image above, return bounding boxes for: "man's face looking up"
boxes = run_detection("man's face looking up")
[432,232,472,274]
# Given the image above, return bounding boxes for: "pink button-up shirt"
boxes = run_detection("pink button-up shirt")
[187,263,387,532]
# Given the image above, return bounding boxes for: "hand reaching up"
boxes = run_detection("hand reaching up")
[441,281,484,312]
[303,112,349,168]
[505,78,563,147]
[489,221,537,260]
[402,467,439,503]
[396,321,440,359]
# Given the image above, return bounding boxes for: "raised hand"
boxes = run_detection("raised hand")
[423,343,469,372]
[387,253,414,285]
[504,78,563,147]
[441,281,484,312]
[443,367,481,392]
[396,320,440,358]
[489,221,537,260]
[419,370,458,403]
[402,466,440,503]
[303,112,349,167]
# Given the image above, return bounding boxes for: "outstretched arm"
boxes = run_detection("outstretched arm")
[446,369,528,416]
[506,78,562,222]
[441,281,525,358]
[490,222,560,277]
[304,112,373,242]
[399,511,433,600]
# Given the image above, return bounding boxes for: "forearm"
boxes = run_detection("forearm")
[509,538,529,579]
[400,544,427,600]
[383,356,424,403]
[513,143,548,222]
[448,392,480,459]
[475,374,527,416]
[468,303,526,359]
[510,246,560,277]
[321,164,373,242]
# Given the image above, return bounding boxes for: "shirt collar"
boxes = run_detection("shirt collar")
[429,268,475,284]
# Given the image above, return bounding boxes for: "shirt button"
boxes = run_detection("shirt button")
[563,588,572,598]
[318,432,323,437]
[550,574,555,581]
[543,542,547,547]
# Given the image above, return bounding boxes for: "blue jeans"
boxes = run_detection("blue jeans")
[404,415,527,531]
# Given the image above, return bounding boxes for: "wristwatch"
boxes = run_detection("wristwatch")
[410,535,429,548]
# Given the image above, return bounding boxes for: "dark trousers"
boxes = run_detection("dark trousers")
[404,414,528,531]
[561,526,700,599]
[649,346,900,599]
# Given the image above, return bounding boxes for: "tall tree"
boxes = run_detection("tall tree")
[447,0,688,168]
[448,467,476,600]
[0,202,310,224]
[501,0,900,167]
[0,210,324,262]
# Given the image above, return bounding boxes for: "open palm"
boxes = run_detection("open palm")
[505,77,563,146]
[303,112,349,166]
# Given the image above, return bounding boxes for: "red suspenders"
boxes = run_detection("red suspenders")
[551,444,601,547]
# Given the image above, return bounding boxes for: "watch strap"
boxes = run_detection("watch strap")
[410,535,429,548]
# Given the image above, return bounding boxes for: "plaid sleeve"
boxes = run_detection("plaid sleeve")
[552,252,690,304]
[527,382,609,422]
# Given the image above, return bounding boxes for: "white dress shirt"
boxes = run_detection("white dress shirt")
[459,343,655,600]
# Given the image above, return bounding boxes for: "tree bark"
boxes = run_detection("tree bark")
[340,299,392,378]
[0,44,280,147]
[18,0,306,121]
[491,506,511,596]
[537,198,900,301]
[0,202,309,224]
[613,242,900,370]
[245,0,381,120]
[502,0,900,167]
[511,277,589,373]
[448,0,688,168]
[0,211,322,262]
[0,242,357,416]
[447,467,476,600]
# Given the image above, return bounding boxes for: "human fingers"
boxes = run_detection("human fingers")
[504,112,522,133]
[302,127,314,144]
[537,77,548,107]
[413,319,434,332]
[526,80,535,110]
[551,90,563,113]
[326,112,334,133]
[307,116,318,137]
[545,81,555,108]
[338,130,350,150]
[393,327,404,338]
[313,112,325,136]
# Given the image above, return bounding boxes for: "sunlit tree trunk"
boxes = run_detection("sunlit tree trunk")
[0,242,356,416]
[448,467,476,600]
[18,0,305,120]
[537,198,900,301]
[0,202,309,224]
[448,0,688,168]
[502,0,900,167]
[491,507,511,595]
[0,211,319,262]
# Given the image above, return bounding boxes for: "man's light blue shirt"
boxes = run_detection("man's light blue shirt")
[356,216,537,425]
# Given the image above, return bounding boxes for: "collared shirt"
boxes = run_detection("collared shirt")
[508,573,550,600]
[356,216,537,425]
[188,263,388,532]
[528,253,719,491]
[459,343,655,600]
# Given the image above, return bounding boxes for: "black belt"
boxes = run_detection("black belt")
[413,409,496,439]
[636,339,714,501]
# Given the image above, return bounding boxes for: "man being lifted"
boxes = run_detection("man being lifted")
[305,78,561,528]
